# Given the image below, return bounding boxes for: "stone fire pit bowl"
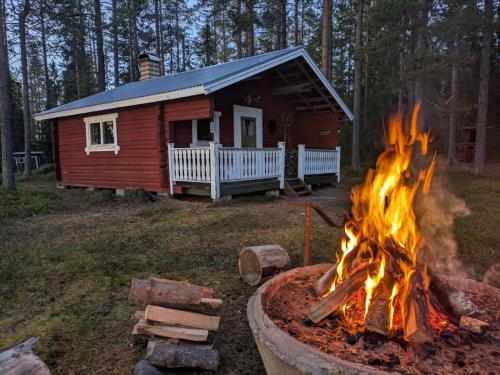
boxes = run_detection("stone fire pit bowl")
[247,263,391,375]
[247,263,499,375]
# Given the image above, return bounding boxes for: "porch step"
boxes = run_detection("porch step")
[284,178,312,198]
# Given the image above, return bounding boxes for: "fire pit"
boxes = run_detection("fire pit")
[248,107,499,374]
[248,264,499,375]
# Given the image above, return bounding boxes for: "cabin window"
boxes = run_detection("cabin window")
[84,113,120,155]
[190,112,221,147]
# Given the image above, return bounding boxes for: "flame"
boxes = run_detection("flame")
[326,103,437,339]
[389,283,399,330]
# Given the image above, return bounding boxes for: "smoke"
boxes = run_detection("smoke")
[415,160,471,277]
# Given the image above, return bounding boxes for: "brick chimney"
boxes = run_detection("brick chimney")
[138,53,161,80]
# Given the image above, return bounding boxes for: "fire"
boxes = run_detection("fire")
[328,103,436,336]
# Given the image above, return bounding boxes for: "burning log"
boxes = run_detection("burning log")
[146,339,220,371]
[365,284,391,336]
[144,305,220,331]
[307,264,371,323]
[459,316,489,335]
[133,319,209,342]
[314,264,337,296]
[238,245,291,286]
[403,272,433,345]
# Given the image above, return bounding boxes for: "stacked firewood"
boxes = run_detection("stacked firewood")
[129,277,223,372]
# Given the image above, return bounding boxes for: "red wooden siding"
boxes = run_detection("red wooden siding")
[293,112,339,149]
[212,71,339,149]
[57,104,163,190]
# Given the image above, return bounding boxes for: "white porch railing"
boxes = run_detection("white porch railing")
[168,142,285,199]
[297,145,341,182]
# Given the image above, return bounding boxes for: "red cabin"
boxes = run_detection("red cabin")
[35,47,353,200]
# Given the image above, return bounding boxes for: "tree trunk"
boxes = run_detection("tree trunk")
[351,0,363,172]
[294,0,299,45]
[40,1,52,109]
[280,0,287,49]
[175,0,180,71]
[413,0,428,132]
[94,0,105,91]
[0,0,15,191]
[235,0,242,58]
[112,0,119,86]
[320,0,331,80]
[472,0,492,175]
[154,0,163,74]
[19,0,32,177]
[245,0,255,56]
[447,37,460,165]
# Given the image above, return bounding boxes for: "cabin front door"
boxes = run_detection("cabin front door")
[233,105,262,148]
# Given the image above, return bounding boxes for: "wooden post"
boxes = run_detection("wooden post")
[298,144,305,181]
[167,143,175,196]
[336,147,341,182]
[210,142,220,199]
[304,202,311,266]
[278,142,286,189]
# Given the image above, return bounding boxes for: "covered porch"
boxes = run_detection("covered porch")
[167,142,340,200]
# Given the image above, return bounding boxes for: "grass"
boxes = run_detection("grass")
[0,168,498,374]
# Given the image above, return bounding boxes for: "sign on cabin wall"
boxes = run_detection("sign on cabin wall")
[317,131,332,136]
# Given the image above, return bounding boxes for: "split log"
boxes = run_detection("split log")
[133,319,208,342]
[145,305,220,331]
[314,264,337,296]
[365,285,390,336]
[0,337,51,375]
[129,278,202,306]
[146,340,220,371]
[152,298,222,316]
[403,272,433,345]
[133,360,163,375]
[149,277,215,298]
[239,245,291,286]
[307,263,371,323]
[430,273,480,318]
[459,316,489,335]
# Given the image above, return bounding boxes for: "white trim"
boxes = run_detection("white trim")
[35,86,205,121]
[84,113,120,155]
[233,105,263,148]
[213,111,221,144]
[190,112,222,147]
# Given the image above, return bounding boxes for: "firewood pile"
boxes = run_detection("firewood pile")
[129,277,223,373]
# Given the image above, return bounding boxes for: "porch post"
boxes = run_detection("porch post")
[167,143,175,196]
[336,147,341,182]
[278,142,286,189]
[210,142,220,199]
[298,144,305,181]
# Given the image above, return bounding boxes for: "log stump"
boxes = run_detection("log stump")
[0,337,51,375]
[238,245,291,286]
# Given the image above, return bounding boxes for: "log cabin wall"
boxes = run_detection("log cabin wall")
[293,112,340,149]
[212,71,296,147]
[212,71,340,150]
[56,104,163,191]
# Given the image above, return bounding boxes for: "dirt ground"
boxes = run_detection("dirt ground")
[0,168,498,374]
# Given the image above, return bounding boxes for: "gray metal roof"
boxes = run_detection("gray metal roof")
[35,47,353,121]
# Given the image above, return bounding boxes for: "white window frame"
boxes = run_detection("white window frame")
[84,113,120,155]
[233,105,262,148]
[190,111,221,147]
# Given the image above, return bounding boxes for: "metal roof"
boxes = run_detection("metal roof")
[35,46,353,121]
